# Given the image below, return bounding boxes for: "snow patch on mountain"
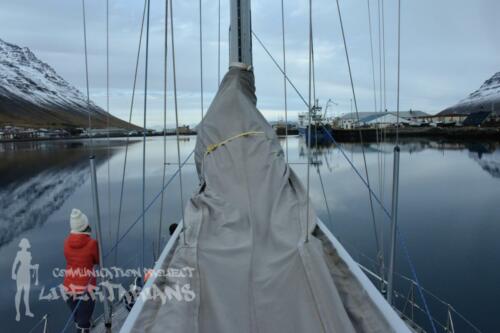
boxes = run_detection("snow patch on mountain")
[0,38,102,114]
[459,72,500,105]
[441,72,500,115]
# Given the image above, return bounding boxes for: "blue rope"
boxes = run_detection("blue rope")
[253,33,436,327]
[396,227,437,333]
[322,126,437,332]
[27,315,48,333]
[322,127,390,217]
[253,35,435,329]
[104,150,194,259]
[59,294,85,333]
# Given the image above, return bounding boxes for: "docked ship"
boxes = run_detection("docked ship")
[298,100,333,145]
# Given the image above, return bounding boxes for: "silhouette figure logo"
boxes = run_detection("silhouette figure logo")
[11,238,39,322]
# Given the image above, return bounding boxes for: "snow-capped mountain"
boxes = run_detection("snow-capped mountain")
[440,72,500,115]
[0,38,137,129]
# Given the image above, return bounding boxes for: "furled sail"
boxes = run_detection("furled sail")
[123,67,409,332]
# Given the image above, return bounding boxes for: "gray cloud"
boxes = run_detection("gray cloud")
[1,0,499,127]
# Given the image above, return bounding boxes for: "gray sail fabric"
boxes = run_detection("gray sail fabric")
[129,68,397,333]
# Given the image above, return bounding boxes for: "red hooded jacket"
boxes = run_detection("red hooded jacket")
[63,233,99,294]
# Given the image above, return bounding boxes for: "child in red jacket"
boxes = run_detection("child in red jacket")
[64,209,99,333]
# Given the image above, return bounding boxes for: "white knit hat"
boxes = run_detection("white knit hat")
[70,209,89,233]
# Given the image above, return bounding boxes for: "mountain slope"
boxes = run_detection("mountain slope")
[0,38,139,129]
[440,72,500,116]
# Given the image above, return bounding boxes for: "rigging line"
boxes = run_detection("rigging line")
[81,0,92,153]
[310,19,332,233]
[366,0,378,119]
[253,32,385,216]
[26,315,48,333]
[114,0,148,266]
[106,0,112,240]
[59,278,94,332]
[321,127,436,332]
[60,296,84,332]
[367,0,384,274]
[322,127,436,332]
[317,166,334,231]
[280,0,289,162]
[325,127,389,217]
[391,3,436,330]
[199,0,204,119]
[311,10,320,186]
[310,11,317,106]
[252,32,308,108]
[142,0,151,274]
[158,0,170,257]
[254,31,385,215]
[377,0,387,275]
[376,0,383,198]
[366,0,383,203]
[218,0,221,86]
[381,0,387,112]
[250,35,439,325]
[395,0,401,144]
[377,0,383,114]
[334,0,384,285]
[305,0,313,243]
[397,227,438,333]
[255,27,376,202]
[104,150,195,259]
[169,0,187,245]
[381,0,387,204]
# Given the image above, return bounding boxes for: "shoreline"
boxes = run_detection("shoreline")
[0,132,196,144]
[330,126,500,142]
[1,127,500,144]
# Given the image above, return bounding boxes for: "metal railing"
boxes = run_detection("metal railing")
[358,264,482,333]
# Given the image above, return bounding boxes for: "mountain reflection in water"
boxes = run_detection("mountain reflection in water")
[0,139,137,248]
[298,139,500,178]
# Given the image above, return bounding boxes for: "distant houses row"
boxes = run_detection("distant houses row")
[0,126,72,140]
[335,110,499,129]
[0,125,196,141]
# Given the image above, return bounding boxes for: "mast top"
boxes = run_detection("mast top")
[229,0,253,69]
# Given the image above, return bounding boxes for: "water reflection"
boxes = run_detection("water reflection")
[296,137,500,179]
[0,139,138,248]
[465,143,500,178]
[0,136,499,331]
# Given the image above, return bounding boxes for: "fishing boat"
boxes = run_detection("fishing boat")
[298,101,333,145]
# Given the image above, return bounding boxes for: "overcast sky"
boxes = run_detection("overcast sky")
[1,0,499,127]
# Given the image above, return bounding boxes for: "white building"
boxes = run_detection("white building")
[360,113,410,128]
[337,111,427,129]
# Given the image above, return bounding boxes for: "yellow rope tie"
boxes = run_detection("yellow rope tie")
[205,131,265,155]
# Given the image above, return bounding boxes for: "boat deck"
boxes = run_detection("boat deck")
[90,222,421,333]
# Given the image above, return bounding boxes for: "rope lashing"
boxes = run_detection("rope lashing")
[205,131,265,155]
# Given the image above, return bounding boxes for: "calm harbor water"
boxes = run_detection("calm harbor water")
[1,136,499,332]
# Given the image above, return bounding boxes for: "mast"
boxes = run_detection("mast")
[229,0,252,68]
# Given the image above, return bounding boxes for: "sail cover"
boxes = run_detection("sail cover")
[126,67,405,333]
